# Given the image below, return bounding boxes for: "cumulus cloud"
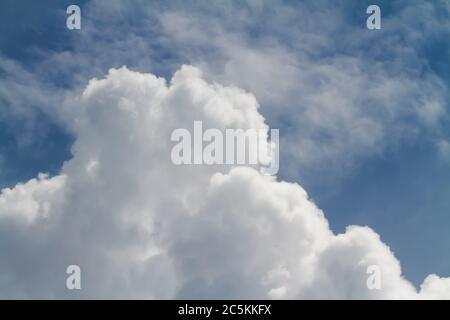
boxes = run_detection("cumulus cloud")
[0,66,449,299]
[149,0,450,182]
[2,0,449,186]
[0,173,66,224]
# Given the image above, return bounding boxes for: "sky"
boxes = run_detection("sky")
[0,0,450,298]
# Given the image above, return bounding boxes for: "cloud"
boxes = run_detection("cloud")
[2,0,449,186]
[0,66,449,298]
[152,0,450,182]
[0,173,66,224]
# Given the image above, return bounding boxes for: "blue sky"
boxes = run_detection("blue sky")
[0,0,449,297]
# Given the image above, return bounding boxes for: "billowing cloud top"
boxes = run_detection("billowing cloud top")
[0,66,449,299]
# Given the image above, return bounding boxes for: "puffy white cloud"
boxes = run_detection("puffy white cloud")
[2,0,449,186]
[162,1,450,186]
[0,173,66,224]
[420,275,450,299]
[0,66,448,298]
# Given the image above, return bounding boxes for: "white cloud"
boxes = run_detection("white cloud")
[0,173,66,224]
[0,66,448,298]
[420,275,450,299]
[132,0,448,184]
[2,0,449,185]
